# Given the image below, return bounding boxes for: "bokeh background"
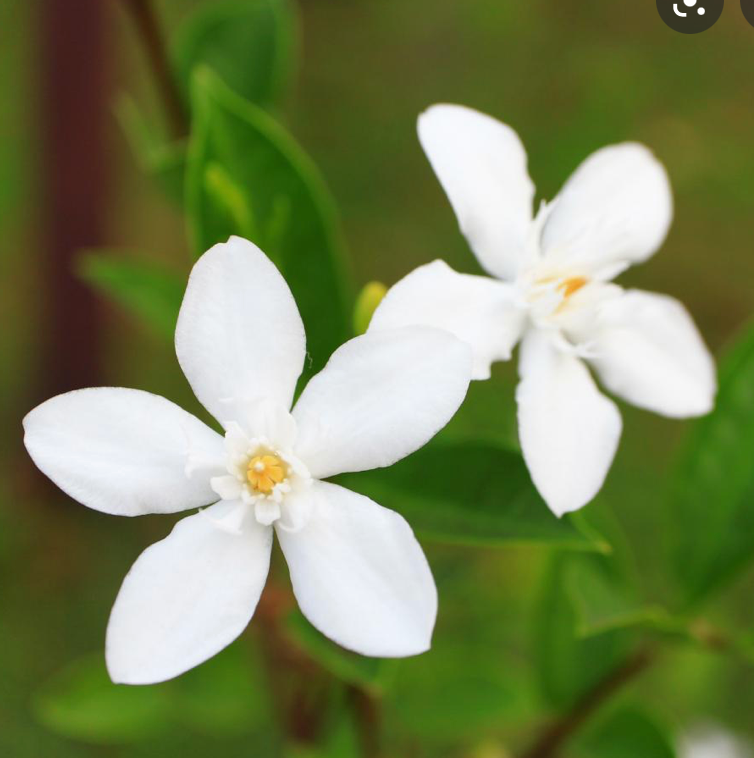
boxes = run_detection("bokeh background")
[2,0,754,756]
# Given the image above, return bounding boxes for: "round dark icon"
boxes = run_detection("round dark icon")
[656,0,724,33]
[742,0,754,27]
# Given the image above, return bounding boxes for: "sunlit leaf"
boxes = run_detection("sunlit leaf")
[77,252,185,340]
[352,281,387,336]
[186,67,351,377]
[171,0,295,109]
[671,319,754,605]
[336,442,607,550]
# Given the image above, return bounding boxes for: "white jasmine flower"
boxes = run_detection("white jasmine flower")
[23,236,472,684]
[369,103,716,516]
[680,726,753,758]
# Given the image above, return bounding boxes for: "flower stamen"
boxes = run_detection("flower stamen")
[557,276,588,299]
[247,454,286,494]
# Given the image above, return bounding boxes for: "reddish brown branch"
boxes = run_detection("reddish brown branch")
[37,0,111,400]
[520,646,656,758]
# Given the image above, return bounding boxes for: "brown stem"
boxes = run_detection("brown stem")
[347,685,382,758]
[36,0,111,402]
[120,0,187,138]
[520,646,656,758]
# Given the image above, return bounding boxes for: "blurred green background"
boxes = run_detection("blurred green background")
[3,0,754,756]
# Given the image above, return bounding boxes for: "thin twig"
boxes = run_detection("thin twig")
[120,0,188,138]
[520,646,656,758]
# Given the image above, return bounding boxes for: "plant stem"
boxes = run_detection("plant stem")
[120,0,188,138]
[347,684,382,758]
[519,646,656,758]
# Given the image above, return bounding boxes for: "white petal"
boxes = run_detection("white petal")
[418,104,535,281]
[254,500,281,526]
[541,143,673,273]
[516,329,622,516]
[587,289,716,418]
[369,260,525,380]
[175,236,306,426]
[23,388,224,517]
[210,475,243,501]
[277,481,436,657]
[106,502,272,684]
[292,327,472,479]
[237,397,298,448]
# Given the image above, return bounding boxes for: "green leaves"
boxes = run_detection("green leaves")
[671,319,754,605]
[115,96,187,205]
[77,252,186,340]
[534,553,637,709]
[119,0,295,206]
[336,441,606,550]
[566,557,670,639]
[33,653,171,743]
[582,707,676,758]
[186,68,351,376]
[33,645,270,744]
[171,0,295,110]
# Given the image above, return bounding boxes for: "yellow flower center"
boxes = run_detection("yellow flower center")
[556,276,589,299]
[247,454,286,494]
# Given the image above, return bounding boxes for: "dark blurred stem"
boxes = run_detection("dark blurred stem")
[120,0,188,138]
[520,646,656,758]
[347,685,382,758]
[36,0,110,402]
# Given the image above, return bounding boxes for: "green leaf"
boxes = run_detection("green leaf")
[534,553,636,709]
[33,645,271,745]
[566,558,670,638]
[115,95,186,204]
[203,161,257,240]
[186,67,351,376]
[582,706,676,758]
[336,442,607,550]
[285,610,389,692]
[77,252,185,340]
[171,643,270,737]
[387,639,523,741]
[172,0,295,109]
[33,654,171,744]
[671,318,754,605]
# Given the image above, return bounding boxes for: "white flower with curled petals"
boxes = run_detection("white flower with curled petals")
[23,236,472,684]
[370,103,716,517]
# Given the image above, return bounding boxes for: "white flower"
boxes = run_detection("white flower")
[23,236,473,685]
[680,726,753,758]
[369,103,716,516]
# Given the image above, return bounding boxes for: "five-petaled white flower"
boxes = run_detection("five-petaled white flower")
[23,237,473,685]
[369,103,716,517]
